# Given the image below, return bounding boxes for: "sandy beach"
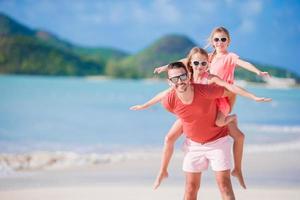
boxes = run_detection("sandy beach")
[1,149,300,200]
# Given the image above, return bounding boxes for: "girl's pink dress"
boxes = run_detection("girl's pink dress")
[209,52,239,115]
[197,71,209,85]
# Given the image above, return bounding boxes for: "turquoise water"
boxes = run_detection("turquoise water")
[0,75,300,153]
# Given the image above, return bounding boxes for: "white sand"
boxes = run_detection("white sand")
[1,185,300,200]
[0,150,300,200]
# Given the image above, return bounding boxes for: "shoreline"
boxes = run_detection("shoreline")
[1,74,299,88]
[2,140,300,173]
[1,150,300,186]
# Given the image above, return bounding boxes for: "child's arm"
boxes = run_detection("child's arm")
[153,58,188,74]
[130,88,171,110]
[153,119,183,189]
[209,74,272,102]
[236,59,270,77]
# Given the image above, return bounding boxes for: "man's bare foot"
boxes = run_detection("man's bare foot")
[231,169,247,189]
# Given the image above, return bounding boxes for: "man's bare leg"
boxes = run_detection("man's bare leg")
[184,172,201,200]
[215,170,235,200]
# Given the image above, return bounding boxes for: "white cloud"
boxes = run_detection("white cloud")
[194,0,218,14]
[72,0,182,26]
[78,13,103,24]
[225,0,234,5]
[131,2,151,24]
[240,0,263,16]
[237,19,255,34]
[152,0,181,24]
[236,0,264,34]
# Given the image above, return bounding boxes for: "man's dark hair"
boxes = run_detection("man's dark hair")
[167,61,187,73]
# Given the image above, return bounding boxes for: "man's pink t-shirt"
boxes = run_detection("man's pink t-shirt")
[162,84,229,144]
[209,52,239,84]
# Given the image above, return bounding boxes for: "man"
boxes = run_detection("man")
[161,61,235,200]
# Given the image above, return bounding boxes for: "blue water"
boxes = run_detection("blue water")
[0,75,300,153]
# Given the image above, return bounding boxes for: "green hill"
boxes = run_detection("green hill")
[0,12,299,82]
[106,34,196,78]
[0,35,102,75]
[72,47,128,64]
[0,13,35,36]
[0,13,127,76]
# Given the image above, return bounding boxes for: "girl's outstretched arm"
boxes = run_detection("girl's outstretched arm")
[208,74,272,102]
[236,59,270,77]
[130,88,171,110]
[153,58,188,74]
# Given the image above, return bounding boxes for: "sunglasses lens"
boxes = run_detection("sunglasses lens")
[201,62,207,66]
[180,74,187,81]
[170,77,178,83]
[193,61,199,66]
[214,38,227,42]
[169,73,188,84]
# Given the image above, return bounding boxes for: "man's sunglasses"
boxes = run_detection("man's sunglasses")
[192,61,208,67]
[213,37,227,42]
[169,73,188,84]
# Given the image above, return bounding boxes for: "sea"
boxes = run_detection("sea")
[0,75,300,172]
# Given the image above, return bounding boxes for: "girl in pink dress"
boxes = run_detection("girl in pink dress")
[131,46,271,189]
[206,27,270,189]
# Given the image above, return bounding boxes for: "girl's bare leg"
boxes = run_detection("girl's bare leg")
[153,119,183,189]
[228,121,246,189]
[215,111,237,127]
[228,93,237,113]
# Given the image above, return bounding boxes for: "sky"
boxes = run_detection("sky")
[0,0,299,74]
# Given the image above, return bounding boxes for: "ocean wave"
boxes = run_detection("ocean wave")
[241,124,300,134]
[1,140,300,176]
[245,140,300,153]
[0,150,160,175]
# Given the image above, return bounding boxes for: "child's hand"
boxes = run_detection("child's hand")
[258,71,270,78]
[153,170,169,190]
[129,105,147,110]
[153,66,167,74]
[254,97,272,102]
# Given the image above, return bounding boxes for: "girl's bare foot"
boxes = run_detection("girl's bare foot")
[226,114,237,124]
[231,168,247,189]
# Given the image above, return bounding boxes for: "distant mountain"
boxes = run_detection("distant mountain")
[0,35,102,75]
[0,13,35,36]
[0,13,299,82]
[72,47,128,64]
[0,13,127,76]
[106,34,196,78]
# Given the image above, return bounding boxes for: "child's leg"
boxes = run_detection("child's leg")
[215,111,237,127]
[228,93,237,113]
[215,97,236,127]
[228,120,246,189]
[154,119,183,189]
